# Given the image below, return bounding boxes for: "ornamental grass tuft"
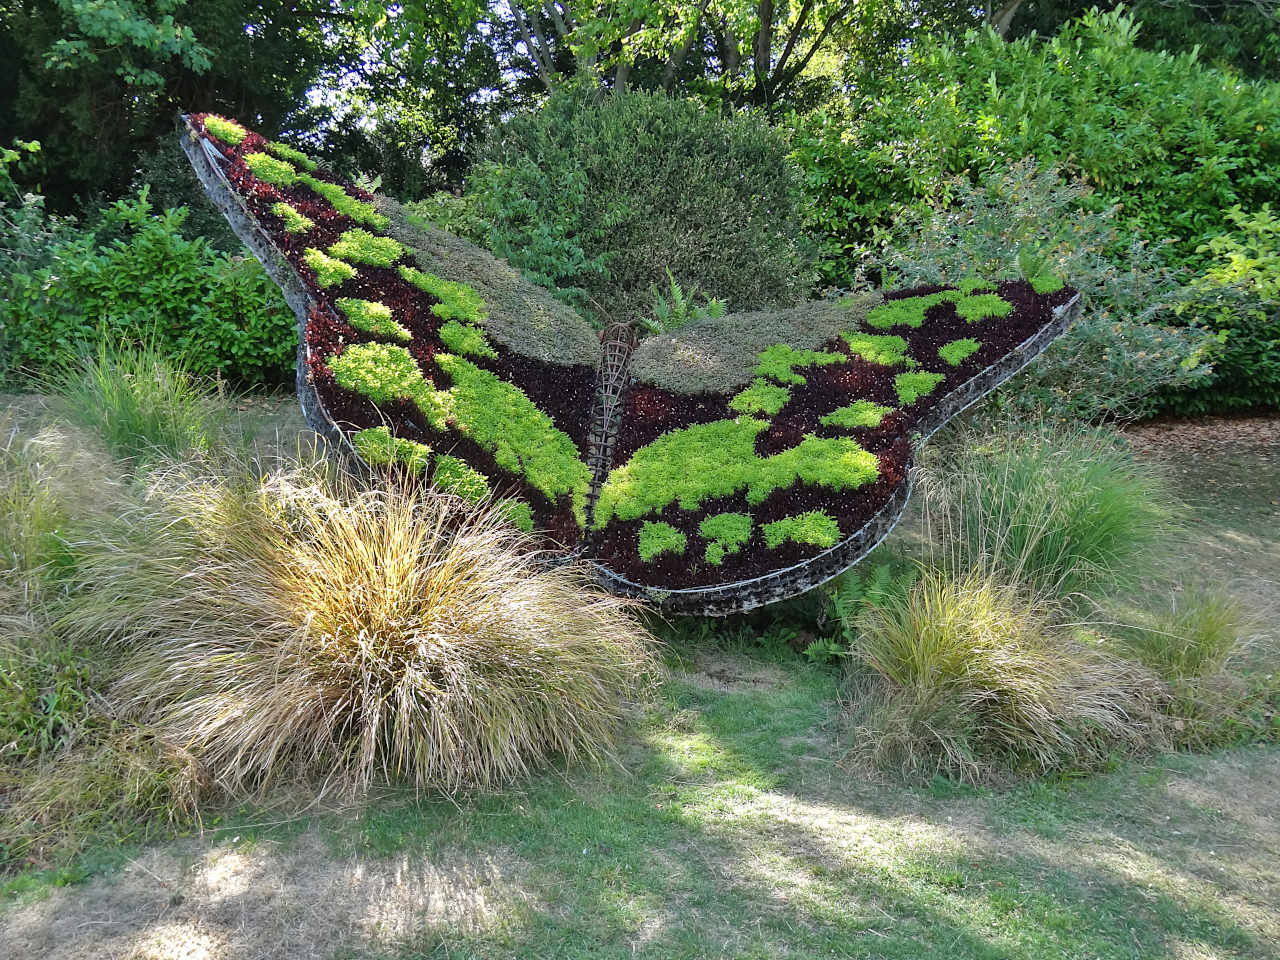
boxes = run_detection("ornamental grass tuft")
[920,422,1177,601]
[60,464,660,795]
[843,570,1162,784]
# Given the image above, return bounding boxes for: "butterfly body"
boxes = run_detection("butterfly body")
[180,114,1080,616]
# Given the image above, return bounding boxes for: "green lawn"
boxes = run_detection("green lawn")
[2,404,1277,960]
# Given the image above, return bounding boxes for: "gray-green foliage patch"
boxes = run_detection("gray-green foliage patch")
[374,196,600,369]
[629,293,877,395]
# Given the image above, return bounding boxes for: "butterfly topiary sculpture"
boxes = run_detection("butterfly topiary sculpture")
[179,114,1080,615]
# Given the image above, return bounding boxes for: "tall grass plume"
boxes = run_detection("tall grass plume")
[62,463,661,795]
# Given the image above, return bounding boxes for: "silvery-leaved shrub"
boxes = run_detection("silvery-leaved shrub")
[861,160,1213,421]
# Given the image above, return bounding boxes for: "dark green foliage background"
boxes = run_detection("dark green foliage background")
[468,84,818,326]
[790,11,1280,280]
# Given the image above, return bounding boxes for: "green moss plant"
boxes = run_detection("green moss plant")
[958,276,995,294]
[351,426,431,473]
[326,342,453,428]
[398,266,488,323]
[819,400,893,430]
[271,201,314,234]
[328,229,404,268]
[502,500,535,533]
[244,151,299,187]
[762,511,842,549]
[867,290,1013,329]
[894,371,945,405]
[303,248,357,288]
[439,320,497,359]
[434,353,591,525]
[203,116,248,145]
[953,293,1014,323]
[266,141,317,171]
[841,332,913,367]
[729,379,791,416]
[699,512,753,565]
[433,454,491,501]
[754,344,844,385]
[594,418,880,526]
[335,298,410,342]
[639,521,687,562]
[939,338,981,366]
[1030,274,1066,294]
[301,177,389,229]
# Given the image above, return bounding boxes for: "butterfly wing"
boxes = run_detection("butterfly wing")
[180,114,599,544]
[587,282,1080,614]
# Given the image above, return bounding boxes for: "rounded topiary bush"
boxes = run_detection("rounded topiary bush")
[468,83,817,325]
[63,464,660,795]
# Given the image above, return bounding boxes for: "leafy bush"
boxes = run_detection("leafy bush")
[1168,205,1280,412]
[0,189,295,386]
[47,341,228,466]
[844,570,1160,784]
[791,10,1280,279]
[469,84,817,326]
[62,464,659,795]
[868,161,1214,420]
[920,422,1177,601]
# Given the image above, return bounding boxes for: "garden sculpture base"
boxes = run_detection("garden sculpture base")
[180,114,1081,615]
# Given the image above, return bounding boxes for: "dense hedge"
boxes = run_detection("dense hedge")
[791,10,1280,283]
[1,190,294,385]
[468,84,817,326]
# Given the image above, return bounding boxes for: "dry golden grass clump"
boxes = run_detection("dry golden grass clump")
[844,570,1163,784]
[62,464,660,796]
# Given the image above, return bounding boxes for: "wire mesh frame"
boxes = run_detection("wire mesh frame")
[177,117,358,469]
[584,321,639,518]
[589,292,1082,616]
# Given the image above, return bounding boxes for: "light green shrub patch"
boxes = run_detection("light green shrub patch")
[699,512,753,565]
[271,201,314,234]
[820,400,892,430]
[502,500,535,533]
[203,116,248,145]
[938,338,981,367]
[894,371,945,405]
[244,151,299,187]
[335,298,410,342]
[728,378,792,417]
[954,293,1013,323]
[398,266,487,324]
[755,344,844,385]
[762,511,842,549]
[303,248,356,288]
[433,454,491,501]
[302,177,389,229]
[638,521,687,562]
[351,426,431,473]
[266,141,317,171]
[434,353,590,525]
[959,277,995,294]
[327,342,453,428]
[1030,274,1066,294]
[439,320,496,359]
[328,229,403,268]
[594,418,879,526]
[867,290,1013,329]
[841,331,912,367]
